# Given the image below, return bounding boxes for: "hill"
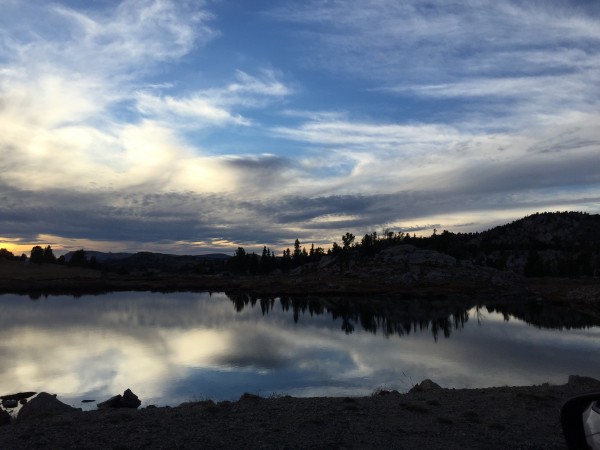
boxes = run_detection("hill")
[462,211,600,276]
[62,251,231,274]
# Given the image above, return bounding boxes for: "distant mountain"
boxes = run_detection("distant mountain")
[63,251,133,263]
[63,250,231,274]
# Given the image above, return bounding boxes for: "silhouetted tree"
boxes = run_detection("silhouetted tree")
[341,232,355,250]
[360,233,376,255]
[30,246,44,264]
[43,245,56,264]
[329,242,341,255]
[293,239,302,260]
[228,247,248,273]
[0,248,15,260]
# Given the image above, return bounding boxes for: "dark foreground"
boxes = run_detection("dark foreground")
[2,377,599,449]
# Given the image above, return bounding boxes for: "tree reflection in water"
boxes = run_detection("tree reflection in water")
[227,293,476,341]
[225,293,600,341]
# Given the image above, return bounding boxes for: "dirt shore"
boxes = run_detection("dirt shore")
[1,377,599,449]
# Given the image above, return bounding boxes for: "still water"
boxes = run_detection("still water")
[0,291,599,408]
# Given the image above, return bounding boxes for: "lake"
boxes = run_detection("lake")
[0,291,599,409]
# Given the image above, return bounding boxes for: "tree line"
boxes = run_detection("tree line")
[3,210,598,278]
[0,246,96,268]
[226,230,429,275]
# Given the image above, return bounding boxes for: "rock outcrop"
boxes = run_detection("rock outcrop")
[17,393,80,421]
[302,244,522,291]
[409,379,443,393]
[98,389,141,409]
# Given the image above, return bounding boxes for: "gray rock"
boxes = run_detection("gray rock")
[98,389,141,409]
[2,399,18,409]
[409,379,443,393]
[97,394,121,409]
[17,392,80,421]
[122,389,141,408]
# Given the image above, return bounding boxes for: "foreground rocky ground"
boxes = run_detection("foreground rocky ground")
[1,376,600,449]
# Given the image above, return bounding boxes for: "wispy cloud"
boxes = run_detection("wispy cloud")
[135,70,292,127]
[272,0,600,127]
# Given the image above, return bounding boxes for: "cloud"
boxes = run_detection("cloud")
[272,112,600,196]
[272,0,600,79]
[135,92,247,126]
[134,70,292,127]
[0,1,293,197]
[271,0,600,128]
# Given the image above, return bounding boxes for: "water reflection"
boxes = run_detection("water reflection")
[225,292,600,340]
[0,291,598,409]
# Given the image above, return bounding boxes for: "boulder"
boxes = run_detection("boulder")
[409,379,443,393]
[2,399,18,409]
[97,389,141,409]
[97,395,121,409]
[122,389,141,408]
[17,393,80,421]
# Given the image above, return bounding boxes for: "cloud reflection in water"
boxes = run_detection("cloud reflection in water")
[0,291,598,408]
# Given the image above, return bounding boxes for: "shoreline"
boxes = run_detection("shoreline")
[1,257,599,317]
[2,273,599,326]
[2,376,600,449]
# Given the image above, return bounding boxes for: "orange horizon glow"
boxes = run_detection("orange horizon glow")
[0,243,17,253]
[0,240,34,256]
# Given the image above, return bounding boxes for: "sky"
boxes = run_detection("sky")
[1,0,599,255]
